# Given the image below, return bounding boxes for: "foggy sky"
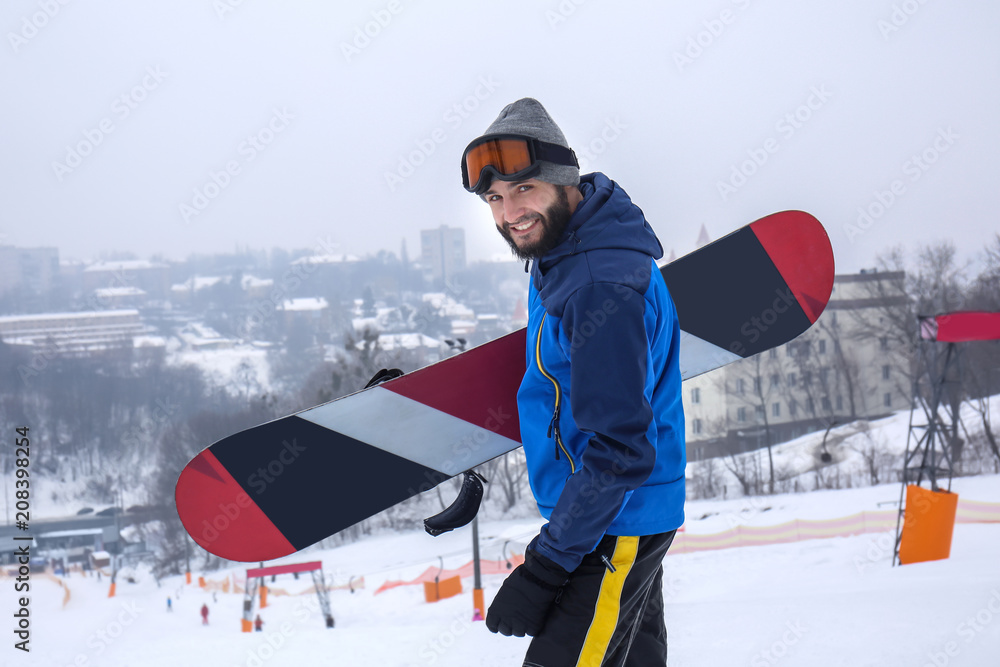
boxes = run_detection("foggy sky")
[2,0,998,274]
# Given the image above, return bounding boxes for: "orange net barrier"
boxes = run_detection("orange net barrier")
[38,574,72,608]
[186,498,1000,595]
[955,498,1000,523]
[374,556,525,595]
[670,498,1000,555]
[198,572,365,597]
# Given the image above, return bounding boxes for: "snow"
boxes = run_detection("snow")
[171,276,225,293]
[241,275,273,290]
[422,293,476,320]
[367,333,442,352]
[7,475,999,666]
[133,334,167,348]
[169,346,269,393]
[166,325,270,395]
[280,297,328,312]
[292,253,360,265]
[93,286,146,297]
[689,395,1000,499]
[83,260,168,272]
[0,308,140,324]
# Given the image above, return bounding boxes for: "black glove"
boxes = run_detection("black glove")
[486,549,569,637]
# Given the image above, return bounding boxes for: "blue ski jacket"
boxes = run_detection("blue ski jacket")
[520,172,686,573]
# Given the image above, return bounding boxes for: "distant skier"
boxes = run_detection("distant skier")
[254,614,263,632]
[167,597,172,612]
[201,603,209,625]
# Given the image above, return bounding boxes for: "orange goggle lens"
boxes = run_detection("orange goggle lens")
[464,138,533,189]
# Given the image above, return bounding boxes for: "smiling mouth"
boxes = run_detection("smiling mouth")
[509,218,539,234]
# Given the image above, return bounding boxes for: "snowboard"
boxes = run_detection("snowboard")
[176,210,834,562]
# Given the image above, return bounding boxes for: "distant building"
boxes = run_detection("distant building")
[0,515,119,566]
[0,246,59,299]
[290,253,364,297]
[83,259,170,299]
[241,275,274,299]
[176,322,235,351]
[94,286,148,309]
[279,297,331,339]
[169,275,228,306]
[0,309,165,361]
[421,225,466,286]
[683,270,912,461]
[291,253,361,270]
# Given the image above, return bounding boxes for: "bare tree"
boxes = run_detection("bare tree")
[726,354,780,493]
[722,451,757,496]
[848,422,894,486]
[689,456,723,499]
[480,450,530,513]
[850,243,968,389]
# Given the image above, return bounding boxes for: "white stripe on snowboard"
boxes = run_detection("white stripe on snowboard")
[679,330,742,380]
[298,387,521,477]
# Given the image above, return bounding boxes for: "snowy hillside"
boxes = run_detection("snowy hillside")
[6,475,999,666]
[687,395,1000,501]
[5,393,998,665]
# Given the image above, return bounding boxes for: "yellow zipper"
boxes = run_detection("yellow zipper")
[535,313,576,473]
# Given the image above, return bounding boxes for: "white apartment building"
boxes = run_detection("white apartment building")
[683,270,912,461]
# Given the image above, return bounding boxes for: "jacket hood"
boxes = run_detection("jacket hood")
[534,172,663,275]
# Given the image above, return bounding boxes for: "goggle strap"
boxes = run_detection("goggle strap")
[532,141,579,168]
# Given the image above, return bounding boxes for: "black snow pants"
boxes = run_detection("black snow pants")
[523,530,676,667]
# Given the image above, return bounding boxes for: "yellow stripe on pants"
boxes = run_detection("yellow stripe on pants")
[576,536,640,667]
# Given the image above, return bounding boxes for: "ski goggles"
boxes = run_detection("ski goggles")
[461,134,579,195]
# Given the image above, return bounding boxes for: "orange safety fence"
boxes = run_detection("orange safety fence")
[670,498,1000,555]
[0,570,72,608]
[200,576,237,594]
[955,499,1000,523]
[272,576,366,597]
[198,572,365,597]
[40,573,72,608]
[375,556,525,595]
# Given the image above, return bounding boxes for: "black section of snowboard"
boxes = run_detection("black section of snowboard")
[661,226,810,357]
[209,416,450,550]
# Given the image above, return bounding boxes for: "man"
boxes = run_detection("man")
[461,98,686,666]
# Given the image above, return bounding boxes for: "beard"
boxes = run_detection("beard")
[497,187,574,261]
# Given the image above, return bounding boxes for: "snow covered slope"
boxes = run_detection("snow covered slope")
[7,475,998,666]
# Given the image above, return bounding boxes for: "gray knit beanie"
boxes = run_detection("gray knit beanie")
[477,98,580,189]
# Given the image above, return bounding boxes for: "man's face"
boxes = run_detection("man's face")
[484,178,576,261]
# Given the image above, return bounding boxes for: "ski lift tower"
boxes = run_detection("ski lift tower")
[241,560,335,630]
[893,311,1000,566]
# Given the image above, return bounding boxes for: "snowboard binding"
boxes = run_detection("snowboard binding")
[364,367,405,388]
[364,369,490,537]
[423,469,488,537]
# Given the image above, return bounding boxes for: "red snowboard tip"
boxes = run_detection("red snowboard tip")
[175,449,296,562]
[750,211,835,323]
